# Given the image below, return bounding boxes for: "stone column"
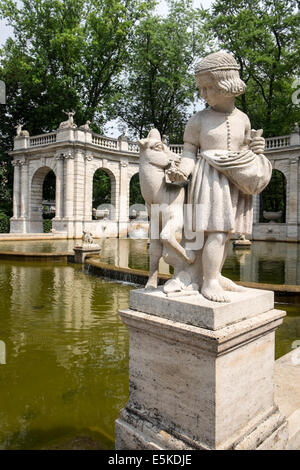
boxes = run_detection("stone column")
[20,160,29,218]
[63,151,75,237]
[287,156,299,241]
[64,152,75,219]
[54,153,64,219]
[118,160,129,238]
[73,150,85,237]
[116,288,288,450]
[12,160,21,218]
[84,153,94,222]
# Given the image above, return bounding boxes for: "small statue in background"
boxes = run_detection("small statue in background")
[15,123,29,137]
[80,120,91,130]
[59,110,76,129]
[82,229,94,245]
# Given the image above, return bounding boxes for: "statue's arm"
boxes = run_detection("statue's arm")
[166,116,198,182]
[179,142,197,177]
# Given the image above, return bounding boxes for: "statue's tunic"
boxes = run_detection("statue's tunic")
[183,107,271,234]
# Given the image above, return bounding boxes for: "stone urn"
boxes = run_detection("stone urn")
[263,210,283,223]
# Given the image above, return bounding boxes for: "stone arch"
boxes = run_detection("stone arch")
[90,164,118,221]
[129,171,145,206]
[259,169,287,223]
[30,166,56,232]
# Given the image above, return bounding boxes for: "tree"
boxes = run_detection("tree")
[206,0,300,137]
[92,169,111,208]
[112,0,209,142]
[0,0,155,215]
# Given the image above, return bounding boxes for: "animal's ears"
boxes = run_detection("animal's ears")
[139,128,161,149]
[147,128,161,141]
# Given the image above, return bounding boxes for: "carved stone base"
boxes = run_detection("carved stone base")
[73,245,101,263]
[115,289,288,450]
[116,406,288,450]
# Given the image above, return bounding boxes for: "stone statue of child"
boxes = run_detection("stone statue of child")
[167,51,272,302]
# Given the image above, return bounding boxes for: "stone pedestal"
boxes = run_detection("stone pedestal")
[73,244,101,263]
[115,288,288,450]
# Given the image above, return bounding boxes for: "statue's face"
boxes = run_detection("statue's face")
[198,74,223,106]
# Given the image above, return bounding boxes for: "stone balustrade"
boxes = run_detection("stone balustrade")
[91,134,118,149]
[13,126,300,154]
[265,135,291,149]
[30,132,57,147]
[9,122,300,241]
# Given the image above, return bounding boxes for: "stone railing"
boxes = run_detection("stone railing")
[265,135,290,149]
[29,132,57,147]
[91,134,118,150]
[13,126,300,154]
[128,142,140,153]
[169,144,183,154]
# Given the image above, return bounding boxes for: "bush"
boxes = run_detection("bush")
[43,219,52,233]
[0,212,10,233]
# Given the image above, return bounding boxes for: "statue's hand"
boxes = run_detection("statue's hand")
[249,136,265,154]
[249,129,265,154]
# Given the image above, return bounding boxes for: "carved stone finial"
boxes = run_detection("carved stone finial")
[293,122,299,133]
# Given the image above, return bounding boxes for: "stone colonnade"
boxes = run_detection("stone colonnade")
[9,126,139,238]
[9,124,300,240]
[252,128,300,242]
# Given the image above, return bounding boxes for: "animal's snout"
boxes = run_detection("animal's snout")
[138,138,148,149]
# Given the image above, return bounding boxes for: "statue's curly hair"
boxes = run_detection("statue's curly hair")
[195,52,246,97]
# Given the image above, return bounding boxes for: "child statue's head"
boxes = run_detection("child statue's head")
[195,52,246,102]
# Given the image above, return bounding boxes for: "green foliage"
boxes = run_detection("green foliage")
[0,0,155,133]
[206,0,300,136]
[130,173,144,206]
[260,169,286,222]
[0,0,155,215]
[43,170,56,201]
[0,211,9,232]
[43,218,52,233]
[92,169,111,208]
[0,161,12,215]
[0,0,299,216]
[112,0,209,142]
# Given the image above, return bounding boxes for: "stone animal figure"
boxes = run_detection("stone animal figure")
[15,124,29,137]
[139,128,195,289]
[59,110,76,129]
[82,230,94,245]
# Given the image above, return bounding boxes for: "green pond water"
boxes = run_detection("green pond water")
[0,239,299,449]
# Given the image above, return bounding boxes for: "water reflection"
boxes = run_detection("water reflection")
[225,242,300,286]
[0,260,130,450]
[2,239,300,286]
[0,239,300,449]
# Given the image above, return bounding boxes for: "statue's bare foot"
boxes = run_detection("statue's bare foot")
[185,250,196,265]
[201,279,231,303]
[218,275,246,292]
